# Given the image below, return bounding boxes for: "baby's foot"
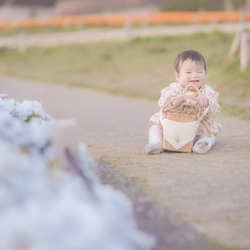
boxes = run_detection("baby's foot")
[145,142,164,155]
[192,135,215,154]
[192,140,209,154]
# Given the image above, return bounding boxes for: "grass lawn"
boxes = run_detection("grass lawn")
[0,30,249,118]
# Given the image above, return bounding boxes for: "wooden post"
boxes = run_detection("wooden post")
[240,31,250,71]
[229,30,241,57]
[229,0,250,70]
[124,16,133,40]
[18,34,26,53]
[239,0,246,23]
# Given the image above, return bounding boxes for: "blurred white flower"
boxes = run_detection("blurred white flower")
[0,95,155,250]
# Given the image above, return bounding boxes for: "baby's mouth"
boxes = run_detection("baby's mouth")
[190,80,199,83]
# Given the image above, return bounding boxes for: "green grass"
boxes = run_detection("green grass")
[0,31,249,118]
[220,102,250,120]
[210,239,249,250]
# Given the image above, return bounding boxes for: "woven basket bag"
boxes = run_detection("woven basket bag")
[160,85,204,153]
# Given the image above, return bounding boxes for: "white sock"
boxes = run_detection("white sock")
[145,125,164,154]
[192,134,215,154]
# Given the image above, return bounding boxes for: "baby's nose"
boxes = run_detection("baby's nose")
[191,71,198,77]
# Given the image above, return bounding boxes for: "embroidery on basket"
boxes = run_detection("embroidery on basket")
[160,118,199,150]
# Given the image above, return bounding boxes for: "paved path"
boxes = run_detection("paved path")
[1,75,250,249]
[1,22,250,49]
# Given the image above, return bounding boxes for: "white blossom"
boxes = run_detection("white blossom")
[0,96,155,250]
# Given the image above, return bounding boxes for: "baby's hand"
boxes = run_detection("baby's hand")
[197,94,209,108]
[171,96,186,107]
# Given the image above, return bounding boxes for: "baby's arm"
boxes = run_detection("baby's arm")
[199,86,221,136]
[158,83,181,108]
[193,86,221,154]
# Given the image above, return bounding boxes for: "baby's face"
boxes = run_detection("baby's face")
[175,59,206,89]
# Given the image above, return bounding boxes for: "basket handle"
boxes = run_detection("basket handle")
[161,84,213,136]
[161,84,204,118]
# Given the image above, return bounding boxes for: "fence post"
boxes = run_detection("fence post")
[18,33,27,53]
[124,16,133,40]
[229,30,241,57]
[240,31,250,71]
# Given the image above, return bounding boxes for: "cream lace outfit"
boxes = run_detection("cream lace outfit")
[149,82,221,137]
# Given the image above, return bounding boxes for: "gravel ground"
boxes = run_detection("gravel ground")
[96,162,216,250]
[1,75,249,250]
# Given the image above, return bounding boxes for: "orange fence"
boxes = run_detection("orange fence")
[0,11,250,29]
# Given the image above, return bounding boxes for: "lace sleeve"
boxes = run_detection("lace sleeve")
[200,86,221,135]
[158,82,181,108]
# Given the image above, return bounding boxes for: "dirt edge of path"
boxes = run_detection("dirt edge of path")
[95,161,219,250]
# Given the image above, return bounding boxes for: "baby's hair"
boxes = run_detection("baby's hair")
[174,50,206,73]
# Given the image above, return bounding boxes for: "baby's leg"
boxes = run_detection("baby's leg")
[145,124,164,154]
[192,134,215,154]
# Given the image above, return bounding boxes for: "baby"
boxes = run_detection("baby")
[145,50,221,154]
